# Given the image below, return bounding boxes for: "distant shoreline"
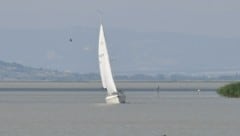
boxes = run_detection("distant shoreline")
[0,81,234,90]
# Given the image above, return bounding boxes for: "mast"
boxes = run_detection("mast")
[98,24,118,94]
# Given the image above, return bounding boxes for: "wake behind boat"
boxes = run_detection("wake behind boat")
[98,24,126,104]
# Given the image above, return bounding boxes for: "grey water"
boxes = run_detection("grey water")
[0,89,239,136]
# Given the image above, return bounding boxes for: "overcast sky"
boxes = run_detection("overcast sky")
[0,0,239,37]
[0,0,240,74]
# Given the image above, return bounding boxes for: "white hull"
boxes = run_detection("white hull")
[105,93,126,104]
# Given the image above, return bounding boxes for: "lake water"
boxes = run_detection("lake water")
[0,90,239,136]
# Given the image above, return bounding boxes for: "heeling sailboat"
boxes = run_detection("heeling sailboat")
[98,24,126,104]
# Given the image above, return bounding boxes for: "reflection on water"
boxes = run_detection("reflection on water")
[0,90,239,136]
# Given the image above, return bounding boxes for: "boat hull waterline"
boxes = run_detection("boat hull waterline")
[105,92,126,104]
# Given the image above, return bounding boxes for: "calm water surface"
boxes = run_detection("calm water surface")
[0,90,239,136]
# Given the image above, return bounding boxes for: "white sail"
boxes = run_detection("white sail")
[98,24,118,94]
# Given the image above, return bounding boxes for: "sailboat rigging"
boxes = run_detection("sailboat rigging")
[98,24,126,104]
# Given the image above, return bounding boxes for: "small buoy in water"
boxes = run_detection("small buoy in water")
[162,134,167,136]
[69,38,72,42]
[197,89,201,95]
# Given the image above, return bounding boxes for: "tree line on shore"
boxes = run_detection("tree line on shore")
[1,60,240,81]
[217,82,240,98]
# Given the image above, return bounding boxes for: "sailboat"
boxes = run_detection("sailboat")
[98,24,126,104]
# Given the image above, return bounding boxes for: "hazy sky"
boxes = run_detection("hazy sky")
[0,0,240,74]
[1,0,239,37]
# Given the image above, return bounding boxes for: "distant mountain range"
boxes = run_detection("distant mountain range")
[0,60,94,81]
[0,60,239,81]
[1,27,240,74]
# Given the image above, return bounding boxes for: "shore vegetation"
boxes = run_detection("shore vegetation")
[217,82,240,98]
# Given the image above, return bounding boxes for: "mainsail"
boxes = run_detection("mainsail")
[98,24,118,94]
